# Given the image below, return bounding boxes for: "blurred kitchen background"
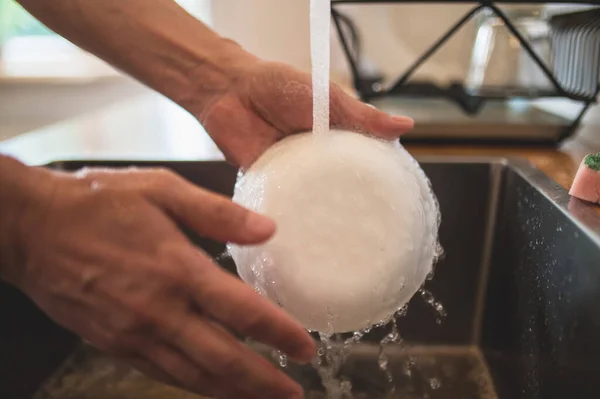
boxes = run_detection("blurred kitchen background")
[1,0,600,150]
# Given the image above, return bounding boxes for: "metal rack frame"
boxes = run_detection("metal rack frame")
[330,0,600,142]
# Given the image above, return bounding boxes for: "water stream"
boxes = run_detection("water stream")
[310,0,331,136]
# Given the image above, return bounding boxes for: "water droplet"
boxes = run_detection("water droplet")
[420,289,435,304]
[340,379,352,394]
[270,350,288,368]
[419,289,447,322]
[278,352,288,368]
[402,356,416,377]
[396,304,409,318]
[378,354,389,370]
[434,302,448,318]
[429,377,441,390]
[214,251,232,262]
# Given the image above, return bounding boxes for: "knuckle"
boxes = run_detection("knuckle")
[112,310,154,339]
[168,268,196,294]
[156,245,196,285]
[194,273,225,304]
[151,167,180,188]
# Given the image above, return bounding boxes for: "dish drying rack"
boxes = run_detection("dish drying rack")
[330,1,600,144]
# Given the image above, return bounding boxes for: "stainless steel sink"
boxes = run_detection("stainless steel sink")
[1,157,599,399]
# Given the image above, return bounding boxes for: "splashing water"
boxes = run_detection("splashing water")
[311,325,369,399]
[420,288,448,325]
[377,319,401,391]
[429,377,442,390]
[272,350,288,368]
[310,0,331,135]
[266,299,450,398]
[313,333,345,399]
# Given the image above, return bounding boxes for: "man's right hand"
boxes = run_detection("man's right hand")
[2,162,314,399]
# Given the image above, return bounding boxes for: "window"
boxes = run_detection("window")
[0,0,56,43]
[178,0,212,25]
[0,0,212,68]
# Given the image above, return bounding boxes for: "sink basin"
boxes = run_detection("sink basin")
[1,157,599,399]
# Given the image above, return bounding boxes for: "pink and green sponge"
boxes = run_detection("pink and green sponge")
[584,152,600,171]
[570,152,600,204]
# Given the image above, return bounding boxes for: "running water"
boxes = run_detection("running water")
[310,0,331,135]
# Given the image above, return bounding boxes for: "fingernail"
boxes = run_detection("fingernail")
[245,212,276,238]
[392,115,414,127]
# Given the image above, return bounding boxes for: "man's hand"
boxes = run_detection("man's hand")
[198,58,414,168]
[15,0,413,169]
[5,163,315,399]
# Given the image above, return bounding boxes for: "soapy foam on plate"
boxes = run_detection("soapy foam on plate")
[228,131,441,333]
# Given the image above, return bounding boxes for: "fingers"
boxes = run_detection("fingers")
[330,85,414,139]
[162,314,304,399]
[147,170,276,245]
[187,255,316,363]
[72,167,275,245]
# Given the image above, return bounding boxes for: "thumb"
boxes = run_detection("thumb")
[149,174,276,245]
[331,87,414,139]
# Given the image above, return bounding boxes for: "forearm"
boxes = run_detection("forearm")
[0,156,50,284]
[16,0,255,114]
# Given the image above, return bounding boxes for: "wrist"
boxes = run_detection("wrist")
[178,38,260,117]
[0,156,54,285]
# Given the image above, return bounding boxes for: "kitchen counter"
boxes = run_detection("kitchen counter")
[408,140,598,192]
[1,92,599,193]
[0,93,224,164]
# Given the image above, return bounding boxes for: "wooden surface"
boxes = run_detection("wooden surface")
[406,139,598,192]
